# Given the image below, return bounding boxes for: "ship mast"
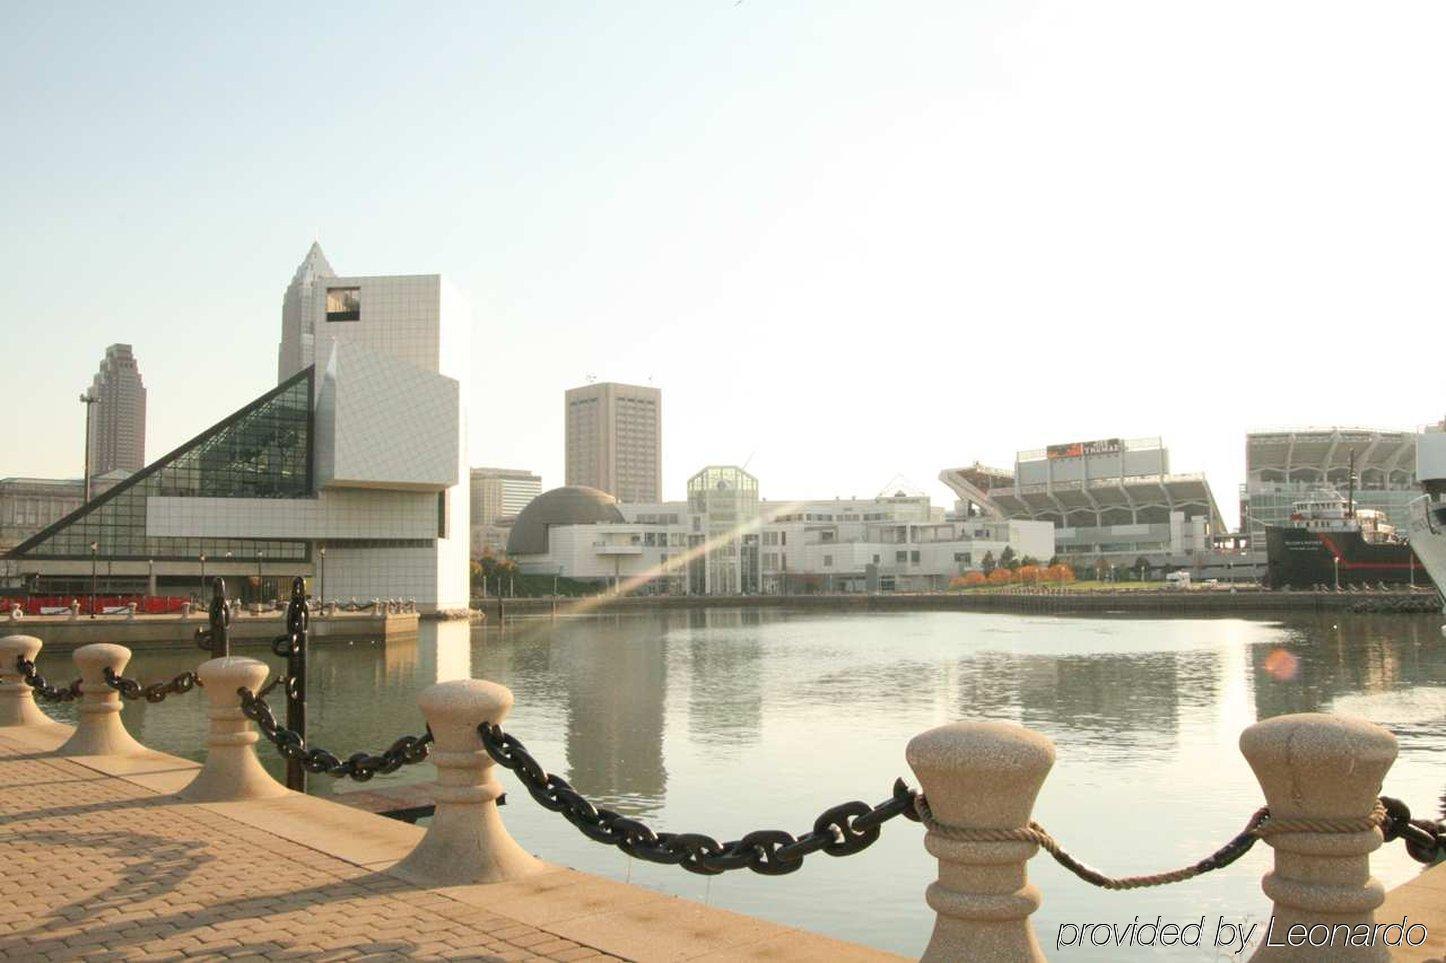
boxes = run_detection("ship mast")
[1347,448,1355,520]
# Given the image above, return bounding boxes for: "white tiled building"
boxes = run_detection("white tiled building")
[10,245,472,611]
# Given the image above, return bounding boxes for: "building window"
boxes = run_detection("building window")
[326,287,361,322]
[896,551,907,563]
[911,550,920,563]
[823,555,832,567]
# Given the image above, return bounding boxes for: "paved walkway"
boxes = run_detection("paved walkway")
[0,724,900,962]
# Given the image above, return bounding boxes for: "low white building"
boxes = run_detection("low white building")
[509,478,1054,595]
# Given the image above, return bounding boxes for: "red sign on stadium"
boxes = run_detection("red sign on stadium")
[1046,438,1122,460]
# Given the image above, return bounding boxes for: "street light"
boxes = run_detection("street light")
[256,550,265,606]
[89,541,98,618]
[79,391,98,504]
[318,546,326,607]
[1333,555,1341,590]
[199,553,206,604]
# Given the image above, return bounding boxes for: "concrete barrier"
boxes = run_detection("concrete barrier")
[1241,713,1398,962]
[907,721,1055,963]
[180,657,289,802]
[0,635,49,727]
[391,679,544,886]
[56,643,146,757]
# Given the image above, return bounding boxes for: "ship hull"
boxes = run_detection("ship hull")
[1264,525,1425,589]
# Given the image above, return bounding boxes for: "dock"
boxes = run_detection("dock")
[0,720,901,961]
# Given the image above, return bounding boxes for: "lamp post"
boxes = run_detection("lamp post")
[224,551,233,609]
[79,390,97,504]
[256,550,265,606]
[318,546,326,607]
[1333,555,1340,590]
[89,541,98,618]
[199,553,206,604]
[147,558,155,600]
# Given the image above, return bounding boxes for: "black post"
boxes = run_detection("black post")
[89,542,98,618]
[204,577,231,658]
[281,576,308,794]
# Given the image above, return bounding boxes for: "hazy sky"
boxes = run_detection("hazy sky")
[4,2,1444,527]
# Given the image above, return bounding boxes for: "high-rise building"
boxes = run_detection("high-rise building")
[470,467,542,556]
[86,344,146,479]
[565,382,661,503]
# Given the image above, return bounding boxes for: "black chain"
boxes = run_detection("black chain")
[102,667,202,703]
[479,721,921,876]
[1380,796,1445,865]
[238,683,432,781]
[13,656,81,703]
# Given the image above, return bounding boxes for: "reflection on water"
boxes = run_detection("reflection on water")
[28,609,1446,959]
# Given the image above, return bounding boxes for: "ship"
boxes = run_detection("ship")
[1265,488,1424,589]
[1406,424,1446,599]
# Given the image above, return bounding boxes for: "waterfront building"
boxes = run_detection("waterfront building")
[941,436,1225,565]
[470,467,542,556]
[86,344,146,480]
[1239,428,1417,545]
[564,382,661,503]
[0,472,130,555]
[8,245,471,610]
[508,477,1054,595]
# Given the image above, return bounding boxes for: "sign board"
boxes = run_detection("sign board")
[1046,438,1122,460]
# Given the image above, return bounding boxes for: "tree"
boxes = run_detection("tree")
[981,550,996,576]
[1133,555,1151,582]
[1020,555,1039,568]
[987,567,1014,585]
[1048,555,1060,568]
[1000,546,1018,571]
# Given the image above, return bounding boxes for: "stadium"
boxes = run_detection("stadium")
[941,437,1225,563]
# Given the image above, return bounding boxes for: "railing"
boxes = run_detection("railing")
[2,582,1442,962]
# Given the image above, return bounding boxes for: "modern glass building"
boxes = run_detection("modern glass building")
[686,466,760,594]
[13,369,313,566]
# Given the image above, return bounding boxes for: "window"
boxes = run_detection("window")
[896,551,908,563]
[823,555,832,567]
[326,287,360,322]
[911,550,920,563]
[872,554,880,564]
[954,552,972,564]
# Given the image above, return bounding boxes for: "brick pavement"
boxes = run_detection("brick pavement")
[0,736,617,962]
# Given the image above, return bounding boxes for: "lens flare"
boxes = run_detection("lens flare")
[1262,648,1300,681]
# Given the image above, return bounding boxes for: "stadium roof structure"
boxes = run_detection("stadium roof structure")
[1246,428,1416,487]
[987,472,1224,531]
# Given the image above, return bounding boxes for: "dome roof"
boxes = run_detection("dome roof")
[507,486,625,556]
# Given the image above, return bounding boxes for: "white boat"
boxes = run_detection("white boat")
[1406,425,1446,602]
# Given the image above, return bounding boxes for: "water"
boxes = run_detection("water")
[34,609,1446,959]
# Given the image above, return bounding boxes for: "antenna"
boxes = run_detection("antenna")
[740,449,756,471]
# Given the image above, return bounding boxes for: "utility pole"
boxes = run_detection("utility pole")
[79,390,98,503]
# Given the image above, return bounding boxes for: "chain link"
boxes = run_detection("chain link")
[479,721,921,877]
[102,667,203,703]
[238,682,432,781]
[13,656,81,703]
[1380,795,1445,866]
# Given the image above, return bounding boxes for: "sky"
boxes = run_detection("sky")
[3,2,1444,528]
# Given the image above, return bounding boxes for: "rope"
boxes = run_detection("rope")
[914,797,1386,891]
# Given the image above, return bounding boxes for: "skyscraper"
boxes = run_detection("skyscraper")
[565,382,661,503]
[86,344,146,479]
[470,467,542,555]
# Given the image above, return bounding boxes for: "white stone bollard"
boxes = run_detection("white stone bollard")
[907,721,1055,963]
[1240,714,1398,962]
[391,679,544,886]
[8,605,20,621]
[0,635,51,727]
[180,657,288,802]
[68,600,79,619]
[56,643,146,757]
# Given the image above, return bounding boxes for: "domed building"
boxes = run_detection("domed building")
[507,486,626,556]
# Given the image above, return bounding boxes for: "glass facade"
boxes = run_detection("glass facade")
[10,369,314,562]
[687,466,761,594]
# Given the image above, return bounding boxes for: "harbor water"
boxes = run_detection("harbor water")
[34,609,1446,959]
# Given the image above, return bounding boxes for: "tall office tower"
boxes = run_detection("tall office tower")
[565,382,661,503]
[277,242,336,382]
[86,344,146,478]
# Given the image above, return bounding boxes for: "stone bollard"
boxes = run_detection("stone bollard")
[1240,714,1398,962]
[180,657,288,802]
[8,605,20,621]
[391,679,544,886]
[907,722,1055,963]
[68,600,79,619]
[56,644,146,757]
[0,635,50,727]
